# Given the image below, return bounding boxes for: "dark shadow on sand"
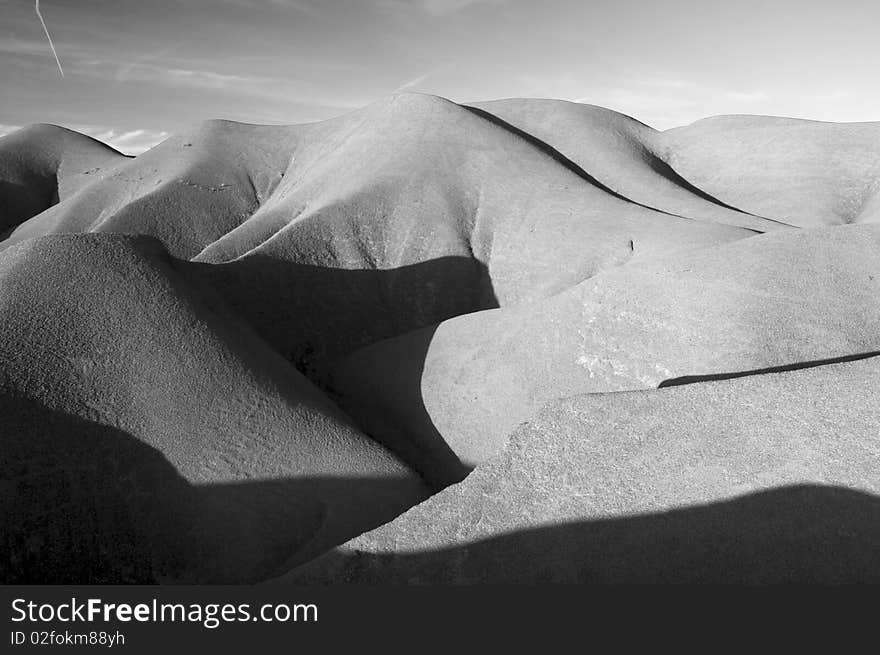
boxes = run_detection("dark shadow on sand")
[289,483,880,584]
[0,397,428,585]
[0,178,57,236]
[464,104,760,220]
[180,254,492,489]
[659,350,880,388]
[7,394,878,584]
[185,254,498,383]
[325,321,473,490]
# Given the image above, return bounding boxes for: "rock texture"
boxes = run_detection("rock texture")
[2,94,879,583]
[2,96,760,381]
[0,234,427,583]
[286,356,880,584]
[332,222,880,471]
[0,124,128,236]
[659,115,880,226]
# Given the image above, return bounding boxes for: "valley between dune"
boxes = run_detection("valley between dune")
[3,94,880,583]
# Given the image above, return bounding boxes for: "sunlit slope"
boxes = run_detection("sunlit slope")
[4,121,293,259]
[5,95,880,584]
[288,355,880,584]
[4,97,755,378]
[330,223,880,476]
[189,94,753,373]
[659,115,880,226]
[470,98,791,231]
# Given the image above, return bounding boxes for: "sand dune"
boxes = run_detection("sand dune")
[659,115,880,226]
[2,94,879,583]
[0,124,127,236]
[4,120,292,259]
[3,95,755,382]
[330,222,880,472]
[0,234,427,583]
[286,355,880,583]
[469,98,792,231]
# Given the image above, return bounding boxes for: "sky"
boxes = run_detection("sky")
[2,0,880,154]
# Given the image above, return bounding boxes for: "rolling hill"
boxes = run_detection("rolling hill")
[3,94,880,583]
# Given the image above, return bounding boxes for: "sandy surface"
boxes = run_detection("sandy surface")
[286,356,880,583]
[2,94,879,583]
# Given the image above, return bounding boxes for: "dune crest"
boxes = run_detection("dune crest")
[0,124,127,236]
[3,94,880,583]
[1,234,428,583]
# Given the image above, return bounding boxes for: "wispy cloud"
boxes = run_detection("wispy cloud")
[218,0,320,12]
[419,0,507,14]
[115,43,185,82]
[393,71,432,92]
[568,75,779,128]
[76,57,370,111]
[140,65,275,90]
[0,122,166,154]
[0,36,66,57]
[377,0,508,16]
[219,0,506,14]
[0,35,105,78]
[80,59,277,91]
[96,128,171,154]
[69,125,171,155]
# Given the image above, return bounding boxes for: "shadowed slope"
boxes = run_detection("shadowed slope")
[1,399,435,584]
[5,97,880,584]
[184,254,497,384]
[4,121,293,259]
[285,485,880,584]
[5,96,753,287]
[659,115,880,226]
[0,234,430,583]
[188,94,753,372]
[193,93,753,303]
[0,124,127,235]
[286,355,880,584]
[330,223,880,472]
[2,97,755,380]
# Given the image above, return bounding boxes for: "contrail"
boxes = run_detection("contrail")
[35,0,64,77]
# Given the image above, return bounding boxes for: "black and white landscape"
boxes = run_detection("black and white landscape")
[2,0,880,584]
